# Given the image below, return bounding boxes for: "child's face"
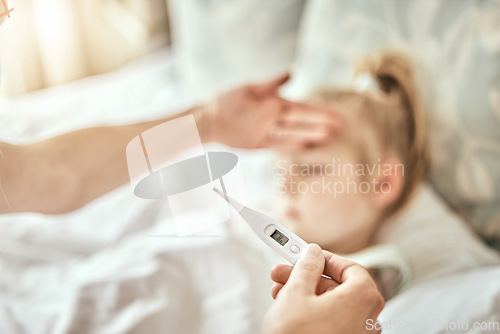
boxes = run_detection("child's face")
[275,129,383,254]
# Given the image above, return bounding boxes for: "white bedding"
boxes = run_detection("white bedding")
[379,266,500,334]
[0,189,279,334]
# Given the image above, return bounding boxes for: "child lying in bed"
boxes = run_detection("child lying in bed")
[274,51,500,299]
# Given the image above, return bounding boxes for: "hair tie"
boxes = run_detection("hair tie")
[352,73,381,95]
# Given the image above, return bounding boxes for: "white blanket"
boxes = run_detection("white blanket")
[0,187,279,334]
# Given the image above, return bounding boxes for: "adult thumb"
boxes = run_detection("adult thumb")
[251,73,290,96]
[283,244,325,296]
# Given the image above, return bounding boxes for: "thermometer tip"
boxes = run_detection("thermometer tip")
[213,188,228,202]
[213,187,243,211]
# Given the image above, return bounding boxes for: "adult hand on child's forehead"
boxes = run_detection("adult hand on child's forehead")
[201,73,341,150]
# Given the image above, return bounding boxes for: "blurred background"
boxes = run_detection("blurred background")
[0,0,170,97]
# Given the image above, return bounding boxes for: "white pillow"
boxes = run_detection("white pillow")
[379,266,500,334]
[168,0,305,99]
[375,184,500,285]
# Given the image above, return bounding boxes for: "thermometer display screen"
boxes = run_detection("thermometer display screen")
[270,229,289,246]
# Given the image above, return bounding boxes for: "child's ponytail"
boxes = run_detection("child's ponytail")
[356,51,429,211]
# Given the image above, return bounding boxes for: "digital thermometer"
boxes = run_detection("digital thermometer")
[213,188,309,264]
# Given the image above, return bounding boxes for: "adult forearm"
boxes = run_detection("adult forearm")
[0,73,339,214]
[0,107,208,214]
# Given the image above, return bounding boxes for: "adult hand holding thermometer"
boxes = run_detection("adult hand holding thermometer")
[213,188,309,264]
[264,244,384,334]
[214,188,384,333]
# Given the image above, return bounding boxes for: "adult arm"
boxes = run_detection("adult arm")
[0,75,340,214]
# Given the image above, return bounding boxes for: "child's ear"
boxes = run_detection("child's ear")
[370,158,404,209]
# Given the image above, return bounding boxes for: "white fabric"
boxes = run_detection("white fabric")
[347,244,412,299]
[168,0,305,99]
[379,266,500,334]
[358,185,500,329]
[376,184,500,286]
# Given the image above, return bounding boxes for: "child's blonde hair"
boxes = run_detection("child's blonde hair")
[308,50,428,216]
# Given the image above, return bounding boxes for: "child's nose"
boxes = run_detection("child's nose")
[283,174,300,197]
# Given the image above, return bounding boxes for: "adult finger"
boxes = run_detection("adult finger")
[280,244,325,296]
[251,73,290,96]
[282,101,337,116]
[320,279,340,294]
[268,125,331,149]
[274,121,333,140]
[358,294,384,334]
[321,250,385,324]
[273,275,340,298]
[271,264,340,296]
[367,294,385,331]
[281,101,342,130]
[270,264,293,283]
[268,142,307,151]
[271,283,284,299]
[364,318,382,334]
[322,250,372,284]
[258,130,305,151]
